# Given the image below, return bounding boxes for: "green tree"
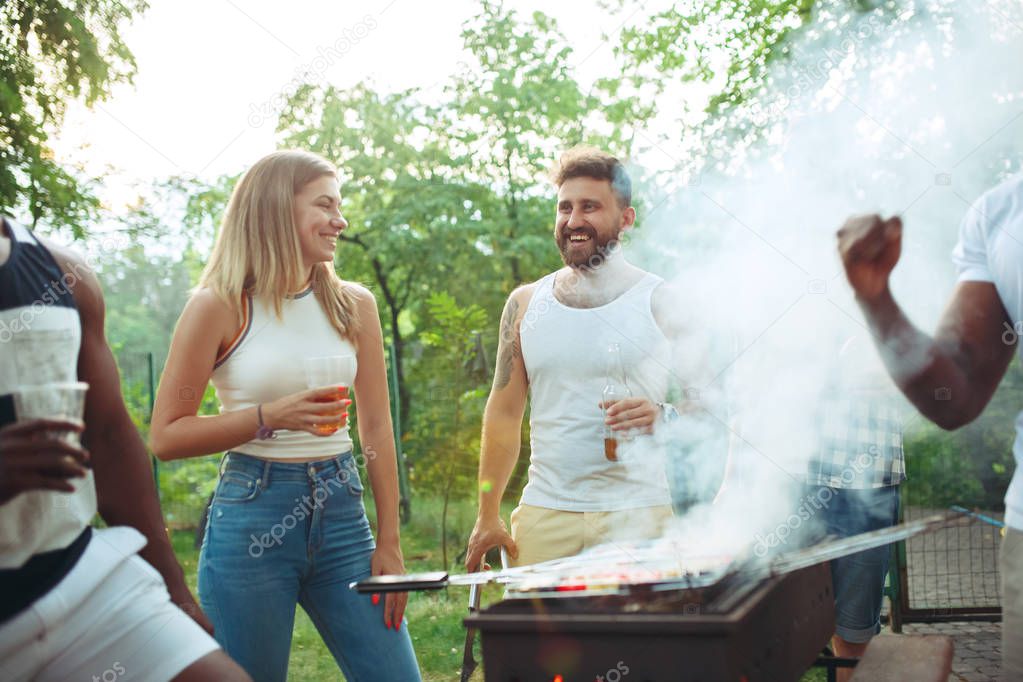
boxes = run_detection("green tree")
[610,1,814,117]
[99,243,195,367]
[448,0,623,289]
[602,1,953,172]
[409,291,489,568]
[0,0,148,234]
[278,82,493,425]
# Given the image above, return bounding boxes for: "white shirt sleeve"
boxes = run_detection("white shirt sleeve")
[951,194,994,283]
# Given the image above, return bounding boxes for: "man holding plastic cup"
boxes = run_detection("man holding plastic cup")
[0,216,249,681]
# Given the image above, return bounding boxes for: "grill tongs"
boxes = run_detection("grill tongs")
[765,512,959,578]
[459,549,508,682]
[459,559,485,682]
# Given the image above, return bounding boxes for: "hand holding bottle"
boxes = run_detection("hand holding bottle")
[601,342,632,461]
[601,398,659,435]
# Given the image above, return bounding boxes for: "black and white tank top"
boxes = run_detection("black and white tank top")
[0,217,94,620]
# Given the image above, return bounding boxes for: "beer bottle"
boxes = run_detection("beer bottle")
[602,342,632,462]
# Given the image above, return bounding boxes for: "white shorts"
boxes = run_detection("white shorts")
[0,527,220,682]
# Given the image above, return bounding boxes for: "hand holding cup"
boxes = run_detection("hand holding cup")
[303,355,356,436]
[0,382,90,504]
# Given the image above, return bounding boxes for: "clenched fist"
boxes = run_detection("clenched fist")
[837,214,903,302]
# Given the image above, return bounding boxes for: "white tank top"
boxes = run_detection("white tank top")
[211,288,357,458]
[0,219,94,568]
[519,271,672,511]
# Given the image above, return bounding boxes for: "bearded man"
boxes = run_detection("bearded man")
[464,146,685,570]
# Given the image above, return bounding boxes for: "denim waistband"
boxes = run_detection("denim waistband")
[221,450,355,484]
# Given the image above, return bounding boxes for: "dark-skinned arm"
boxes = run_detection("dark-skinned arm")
[837,214,1016,430]
[48,242,213,633]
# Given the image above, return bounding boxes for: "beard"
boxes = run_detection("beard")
[557,227,619,269]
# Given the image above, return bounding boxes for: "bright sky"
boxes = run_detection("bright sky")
[55,0,670,212]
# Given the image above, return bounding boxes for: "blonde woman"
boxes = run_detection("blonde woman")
[150,150,421,681]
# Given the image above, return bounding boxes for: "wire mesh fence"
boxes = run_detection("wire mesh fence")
[894,455,1005,622]
[890,378,1014,623]
[897,504,1003,619]
[116,349,218,529]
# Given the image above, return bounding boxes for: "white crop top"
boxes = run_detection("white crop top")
[210,287,357,459]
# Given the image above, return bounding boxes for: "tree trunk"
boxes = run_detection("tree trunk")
[503,147,523,286]
[340,233,412,433]
[367,256,410,431]
[388,307,411,433]
[441,459,454,570]
[441,365,463,570]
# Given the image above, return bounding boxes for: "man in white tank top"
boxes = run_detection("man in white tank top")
[464,147,688,570]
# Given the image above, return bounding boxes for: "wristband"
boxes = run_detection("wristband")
[256,404,276,440]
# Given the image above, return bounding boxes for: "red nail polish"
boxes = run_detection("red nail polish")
[372,593,380,605]
[385,620,391,629]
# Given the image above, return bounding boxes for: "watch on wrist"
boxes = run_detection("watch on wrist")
[657,401,680,423]
[256,403,276,440]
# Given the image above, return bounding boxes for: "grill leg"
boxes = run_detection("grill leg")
[815,655,860,681]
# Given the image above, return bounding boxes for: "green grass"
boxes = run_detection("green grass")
[171,495,829,681]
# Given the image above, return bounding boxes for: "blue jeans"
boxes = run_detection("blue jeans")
[805,484,900,644]
[198,451,421,682]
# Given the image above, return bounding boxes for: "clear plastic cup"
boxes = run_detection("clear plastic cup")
[13,381,89,445]
[303,356,354,435]
[10,329,77,385]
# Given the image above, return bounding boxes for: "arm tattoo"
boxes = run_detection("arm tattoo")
[494,297,521,390]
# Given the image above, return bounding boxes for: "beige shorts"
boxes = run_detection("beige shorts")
[509,503,674,567]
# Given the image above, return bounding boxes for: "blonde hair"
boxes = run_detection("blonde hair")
[198,149,359,342]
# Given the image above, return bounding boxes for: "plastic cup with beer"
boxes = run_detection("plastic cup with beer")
[13,381,89,445]
[303,355,354,436]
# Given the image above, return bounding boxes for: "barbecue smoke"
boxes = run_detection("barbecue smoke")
[619,0,1023,564]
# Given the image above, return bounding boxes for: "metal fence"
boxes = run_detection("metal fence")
[888,465,1005,627]
[886,377,1015,627]
[889,505,1003,628]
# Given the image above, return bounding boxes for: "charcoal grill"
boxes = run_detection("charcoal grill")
[465,562,833,682]
[353,513,961,682]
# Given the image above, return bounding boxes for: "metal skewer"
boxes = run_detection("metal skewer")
[951,505,1006,536]
[768,513,963,578]
[351,514,966,595]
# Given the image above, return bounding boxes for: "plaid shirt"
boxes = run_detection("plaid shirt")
[807,393,906,489]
